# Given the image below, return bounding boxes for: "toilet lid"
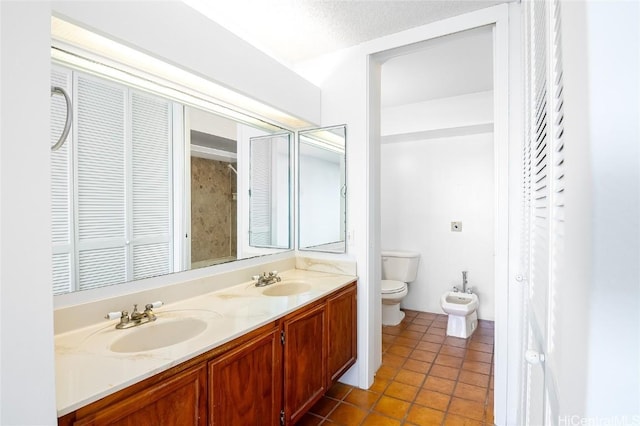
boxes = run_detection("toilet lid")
[381,280,406,294]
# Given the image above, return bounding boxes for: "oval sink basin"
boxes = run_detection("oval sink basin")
[110,317,207,353]
[262,281,311,297]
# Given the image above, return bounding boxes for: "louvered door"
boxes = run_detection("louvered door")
[248,133,290,248]
[522,0,565,424]
[75,73,128,290]
[50,66,174,294]
[249,134,273,247]
[130,91,173,281]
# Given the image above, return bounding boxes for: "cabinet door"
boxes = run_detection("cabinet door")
[283,303,326,425]
[327,283,357,384]
[73,365,206,426]
[208,328,282,426]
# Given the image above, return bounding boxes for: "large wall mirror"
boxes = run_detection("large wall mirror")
[298,125,346,253]
[50,61,292,295]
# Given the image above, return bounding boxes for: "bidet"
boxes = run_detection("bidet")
[440,289,479,338]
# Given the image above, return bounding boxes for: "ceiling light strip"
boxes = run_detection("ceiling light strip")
[51,47,280,132]
[50,16,311,130]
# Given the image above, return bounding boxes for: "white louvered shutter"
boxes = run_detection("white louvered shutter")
[75,74,127,291]
[530,0,550,347]
[50,66,176,294]
[130,91,173,280]
[249,135,274,247]
[547,0,566,357]
[523,0,565,423]
[51,66,74,295]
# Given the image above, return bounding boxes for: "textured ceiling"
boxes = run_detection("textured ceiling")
[183,0,507,66]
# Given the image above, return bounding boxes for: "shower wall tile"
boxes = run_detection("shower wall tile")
[191,157,237,265]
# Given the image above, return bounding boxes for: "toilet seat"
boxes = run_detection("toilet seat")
[381,279,407,295]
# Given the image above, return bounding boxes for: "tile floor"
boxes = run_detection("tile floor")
[296,310,495,426]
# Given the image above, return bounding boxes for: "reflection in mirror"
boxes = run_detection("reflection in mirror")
[249,134,291,249]
[298,125,346,253]
[189,107,239,269]
[50,62,292,295]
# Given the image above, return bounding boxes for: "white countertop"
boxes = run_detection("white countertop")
[55,269,356,417]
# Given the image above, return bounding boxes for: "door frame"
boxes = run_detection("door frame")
[365,4,523,424]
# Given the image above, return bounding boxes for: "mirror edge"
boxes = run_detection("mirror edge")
[297,124,347,254]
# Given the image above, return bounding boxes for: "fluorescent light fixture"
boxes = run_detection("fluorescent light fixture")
[299,128,345,154]
[51,16,312,130]
[190,145,238,162]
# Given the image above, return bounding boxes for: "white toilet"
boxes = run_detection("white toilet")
[440,291,479,338]
[381,250,421,326]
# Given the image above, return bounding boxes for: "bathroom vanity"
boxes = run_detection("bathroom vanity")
[56,271,356,426]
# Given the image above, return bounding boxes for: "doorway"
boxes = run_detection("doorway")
[366,5,519,424]
[379,26,495,322]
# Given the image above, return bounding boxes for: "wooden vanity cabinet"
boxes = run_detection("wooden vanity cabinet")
[282,303,327,424]
[208,327,282,425]
[68,364,207,426]
[59,281,357,426]
[327,284,357,384]
[282,281,357,425]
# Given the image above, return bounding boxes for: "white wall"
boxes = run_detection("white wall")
[381,133,495,320]
[304,46,378,389]
[299,152,341,248]
[0,2,57,424]
[382,90,493,138]
[189,107,237,140]
[581,0,639,419]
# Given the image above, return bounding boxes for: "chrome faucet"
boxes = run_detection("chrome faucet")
[253,271,281,287]
[105,301,163,329]
[462,271,469,293]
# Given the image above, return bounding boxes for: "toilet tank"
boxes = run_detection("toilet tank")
[381,250,421,283]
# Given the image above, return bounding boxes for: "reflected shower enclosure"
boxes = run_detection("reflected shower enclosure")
[190,152,237,268]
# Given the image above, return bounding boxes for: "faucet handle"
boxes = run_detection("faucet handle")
[452,286,459,293]
[269,270,279,276]
[105,311,126,320]
[252,274,261,281]
[466,287,473,294]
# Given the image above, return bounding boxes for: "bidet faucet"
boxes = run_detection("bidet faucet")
[462,271,468,293]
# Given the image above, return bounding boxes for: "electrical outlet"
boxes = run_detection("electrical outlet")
[451,221,462,232]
